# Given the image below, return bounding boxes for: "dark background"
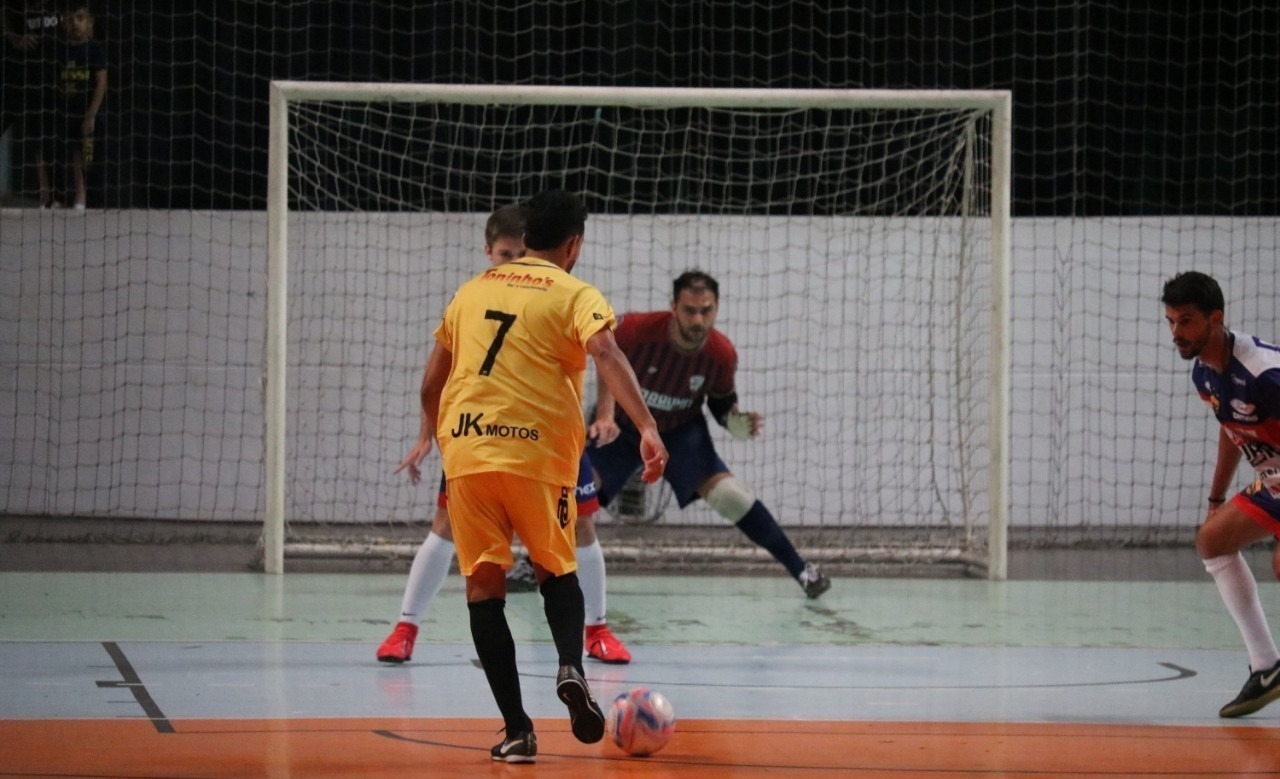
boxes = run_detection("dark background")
[11,1,1280,214]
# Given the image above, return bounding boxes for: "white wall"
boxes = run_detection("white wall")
[2,210,1277,539]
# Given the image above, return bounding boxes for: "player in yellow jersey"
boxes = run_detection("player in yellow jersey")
[410,190,667,763]
[381,205,635,667]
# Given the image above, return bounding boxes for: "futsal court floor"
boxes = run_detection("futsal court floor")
[3,548,1280,777]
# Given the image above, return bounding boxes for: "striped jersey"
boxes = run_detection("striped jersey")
[433,258,615,484]
[612,310,737,433]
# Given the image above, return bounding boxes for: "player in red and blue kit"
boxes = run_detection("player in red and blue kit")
[590,271,831,598]
[1163,270,1280,718]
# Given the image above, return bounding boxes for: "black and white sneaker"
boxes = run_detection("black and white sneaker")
[798,563,831,599]
[1219,659,1280,718]
[490,730,537,763]
[555,665,605,743]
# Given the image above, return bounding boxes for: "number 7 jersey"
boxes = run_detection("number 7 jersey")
[433,259,616,484]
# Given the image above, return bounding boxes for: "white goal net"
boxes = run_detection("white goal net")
[264,83,1011,578]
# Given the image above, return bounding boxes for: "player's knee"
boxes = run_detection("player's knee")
[1194,523,1223,560]
[703,476,757,522]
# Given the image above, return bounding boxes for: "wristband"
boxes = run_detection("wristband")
[1207,496,1226,504]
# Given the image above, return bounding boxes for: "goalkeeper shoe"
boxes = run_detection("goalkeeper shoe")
[490,730,537,763]
[376,621,418,663]
[1219,659,1280,718]
[798,563,831,599]
[506,555,539,593]
[585,623,632,664]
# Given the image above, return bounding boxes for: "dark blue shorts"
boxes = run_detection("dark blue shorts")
[591,418,728,508]
[437,449,599,514]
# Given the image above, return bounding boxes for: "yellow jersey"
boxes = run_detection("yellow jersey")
[433,258,615,484]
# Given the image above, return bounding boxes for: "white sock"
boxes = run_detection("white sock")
[396,532,455,626]
[1204,553,1280,670]
[577,539,608,627]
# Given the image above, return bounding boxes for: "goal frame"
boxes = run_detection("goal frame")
[263,82,1012,578]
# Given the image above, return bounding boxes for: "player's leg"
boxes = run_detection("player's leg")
[578,509,631,663]
[665,421,831,598]
[572,449,631,663]
[449,473,537,762]
[698,471,828,598]
[1198,492,1280,717]
[377,475,455,662]
[508,475,606,744]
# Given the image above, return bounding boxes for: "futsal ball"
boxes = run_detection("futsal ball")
[607,686,676,756]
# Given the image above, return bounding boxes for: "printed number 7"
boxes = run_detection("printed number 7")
[479,310,517,376]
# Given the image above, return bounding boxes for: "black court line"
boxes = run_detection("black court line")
[479,660,1197,691]
[96,641,175,734]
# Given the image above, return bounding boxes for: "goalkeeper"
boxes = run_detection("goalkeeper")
[590,271,831,598]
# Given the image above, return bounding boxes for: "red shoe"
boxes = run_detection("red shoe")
[585,623,631,664]
[377,621,418,663]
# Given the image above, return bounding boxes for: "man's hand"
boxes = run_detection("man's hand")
[393,438,434,485]
[725,408,764,440]
[4,32,38,50]
[589,416,621,446]
[638,428,668,484]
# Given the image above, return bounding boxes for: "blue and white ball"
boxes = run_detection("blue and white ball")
[607,687,676,756]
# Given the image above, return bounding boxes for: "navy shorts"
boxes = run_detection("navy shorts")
[592,418,728,509]
[437,449,599,514]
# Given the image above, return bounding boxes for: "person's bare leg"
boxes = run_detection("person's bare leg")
[70,148,86,209]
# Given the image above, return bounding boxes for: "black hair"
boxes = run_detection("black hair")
[484,203,525,246]
[1161,271,1224,316]
[672,270,719,301]
[522,190,587,251]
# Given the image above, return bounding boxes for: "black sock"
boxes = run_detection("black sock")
[468,598,532,735]
[735,501,806,579]
[539,572,585,672]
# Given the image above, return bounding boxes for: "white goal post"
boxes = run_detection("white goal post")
[264,82,1011,579]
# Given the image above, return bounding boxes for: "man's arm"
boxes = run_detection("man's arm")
[84,67,106,135]
[590,365,620,446]
[1207,427,1243,512]
[2,8,36,50]
[587,329,667,483]
[393,342,452,483]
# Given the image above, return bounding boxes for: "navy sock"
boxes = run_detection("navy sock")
[468,598,532,734]
[539,572,586,672]
[734,501,807,579]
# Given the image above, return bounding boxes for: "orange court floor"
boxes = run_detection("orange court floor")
[4,717,1280,778]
